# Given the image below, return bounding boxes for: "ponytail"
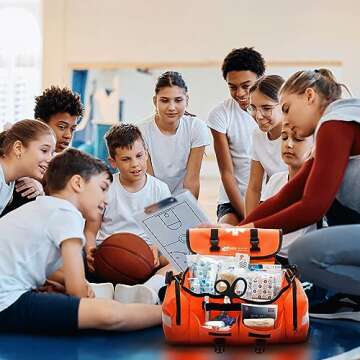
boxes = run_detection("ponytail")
[280,68,350,105]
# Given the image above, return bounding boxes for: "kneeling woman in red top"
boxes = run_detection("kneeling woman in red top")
[239,69,360,320]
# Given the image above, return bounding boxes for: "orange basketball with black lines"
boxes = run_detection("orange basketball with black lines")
[94,233,155,285]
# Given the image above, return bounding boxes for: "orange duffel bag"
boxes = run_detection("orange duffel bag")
[162,228,309,353]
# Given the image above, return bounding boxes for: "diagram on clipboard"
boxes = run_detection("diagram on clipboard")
[134,190,210,271]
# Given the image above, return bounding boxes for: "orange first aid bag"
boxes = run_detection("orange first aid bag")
[162,228,309,353]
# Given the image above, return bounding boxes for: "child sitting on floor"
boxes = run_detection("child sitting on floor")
[261,124,315,264]
[85,123,172,304]
[0,148,161,333]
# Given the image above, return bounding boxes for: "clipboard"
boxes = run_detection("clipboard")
[134,190,210,271]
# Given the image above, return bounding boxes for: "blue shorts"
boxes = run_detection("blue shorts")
[0,291,80,333]
[216,203,244,222]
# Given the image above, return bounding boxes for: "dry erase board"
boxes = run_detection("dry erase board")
[135,190,210,271]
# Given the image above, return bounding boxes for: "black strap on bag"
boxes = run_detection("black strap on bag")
[209,228,220,252]
[292,279,298,331]
[250,228,261,252]
[284,265,299,331]
[175,277,181,326]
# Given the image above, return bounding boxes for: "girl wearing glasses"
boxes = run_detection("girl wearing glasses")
[245,75,287,215]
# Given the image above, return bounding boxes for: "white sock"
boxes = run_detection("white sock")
[114,284,158,304]
[143,274,165,295]
[90,282,114,299]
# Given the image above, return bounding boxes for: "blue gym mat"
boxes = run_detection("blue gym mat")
[0,319,359,360]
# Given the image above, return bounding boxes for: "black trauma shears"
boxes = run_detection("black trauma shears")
[214,277,248,299]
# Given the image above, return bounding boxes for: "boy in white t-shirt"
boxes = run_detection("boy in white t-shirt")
[245,75,288,216]
[0,148,161,333]
[85,124,172,304]
[207,48,265,225]
[261,125,315,261]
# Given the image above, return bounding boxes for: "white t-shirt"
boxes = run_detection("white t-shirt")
[261,171,316,257]
[138,115,210,194]
[0,164,15,215]
[0,196,85,312]
[207,98,257,204]
[251,128,287,178]
[97,173,171,245]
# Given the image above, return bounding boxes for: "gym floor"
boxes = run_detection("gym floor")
[1,158,359,360]
[0,319,359,360]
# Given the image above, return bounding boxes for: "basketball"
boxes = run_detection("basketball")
[94,233,155,285]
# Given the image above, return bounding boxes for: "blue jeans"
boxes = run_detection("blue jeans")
[288,225,360,296]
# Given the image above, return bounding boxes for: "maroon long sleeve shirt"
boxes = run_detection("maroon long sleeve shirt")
[240,121,360,233]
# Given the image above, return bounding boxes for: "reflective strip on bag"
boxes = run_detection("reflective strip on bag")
[162,312,172,328]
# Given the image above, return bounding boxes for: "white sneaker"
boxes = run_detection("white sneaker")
[114,284,159,304]
[90,282,114,299]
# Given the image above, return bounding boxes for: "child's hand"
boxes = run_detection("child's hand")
[150,245,160,268]
[199,223,254,229]
[85,246,96,273]
[199,223,233,229]
[86,282,96,298]
[239,222,255,228]
[16,177,44,199]
[36,280,66,293]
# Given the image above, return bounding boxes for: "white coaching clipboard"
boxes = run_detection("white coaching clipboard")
[134,190,210,271]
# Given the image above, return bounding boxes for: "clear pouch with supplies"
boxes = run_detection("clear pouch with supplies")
[162,228,309,353]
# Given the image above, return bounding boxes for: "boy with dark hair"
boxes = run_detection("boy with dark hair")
[0,148,161,333]
[34,86,84,153]
[221,47,266,88]
[1,86,84,216]
[207,47,265,225]
[85,123,171,304]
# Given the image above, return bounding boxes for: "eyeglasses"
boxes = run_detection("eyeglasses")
[247,104,279,118]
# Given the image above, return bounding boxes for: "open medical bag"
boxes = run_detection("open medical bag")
[162,228,309,353]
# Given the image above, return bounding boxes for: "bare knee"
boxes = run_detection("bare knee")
[219,212,240,225]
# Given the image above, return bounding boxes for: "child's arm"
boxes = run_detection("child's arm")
[211,129,245,218]
[84,217,101,273]
[245,160,264,217]
[183,145,205,199]
[48,268,65,284]
[61,237,91,298]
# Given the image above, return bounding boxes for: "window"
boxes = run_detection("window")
[0,3,41,130]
